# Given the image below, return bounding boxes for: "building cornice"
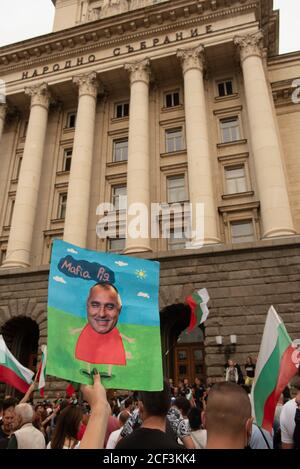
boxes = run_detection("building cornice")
[0,0,264,73]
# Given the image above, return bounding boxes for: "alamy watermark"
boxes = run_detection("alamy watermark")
[96,197,205,248]
[292,79,300,104]
[0,79,6,104]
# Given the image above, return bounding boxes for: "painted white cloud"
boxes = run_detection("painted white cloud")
[53,276,67,284]
[67,248,78,254]
[115,261,128,267]
[137,291,150,299]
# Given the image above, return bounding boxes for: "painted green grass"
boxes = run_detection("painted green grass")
[47,306,163,391]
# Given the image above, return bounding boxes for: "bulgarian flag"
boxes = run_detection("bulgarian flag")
[36,345,47,397]
[251,306,300,433]
[185,288,210,333]
[0,334,34,393]
[66,382,77,397]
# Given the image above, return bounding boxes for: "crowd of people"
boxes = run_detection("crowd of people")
[0,365,299,449]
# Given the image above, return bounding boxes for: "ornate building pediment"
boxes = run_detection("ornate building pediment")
[87,0,169,20]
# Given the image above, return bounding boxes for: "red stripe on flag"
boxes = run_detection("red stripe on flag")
[36,360,42,382]
[262,344,299,432]
[185,296,197,332]
[0,365,30,394]
[66,383,76,397]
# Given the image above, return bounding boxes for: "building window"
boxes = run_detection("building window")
[15,156,23,180]
[220,117,240,143]
[8,200,15,226]
[63,148,72,172]
[225,165,247,194]
[22,121,29,137]
[111,185,127,210]
[165,128,184,153]
[113,138,128,162]
[167,227,187,251]
[217,80,233,97]
[164,90,180,108]
[230,220,255,244]
[66,112,76,129]
[57,193,67,219]
[115,102,129,118]
[108,238,125,252]
[0,249,6,265]
[167,175,187,203]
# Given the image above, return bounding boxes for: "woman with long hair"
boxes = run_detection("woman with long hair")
[48,405,83,449]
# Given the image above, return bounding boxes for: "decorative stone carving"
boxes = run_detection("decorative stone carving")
[234,31,264,63]
[177,45,205,74]
[25,83,51,110]
[124,59,151,85]
[101,0,129,18]
[73,72,99,98]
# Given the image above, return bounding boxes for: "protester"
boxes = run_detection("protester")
[106,410,129,449]
[47,405,83,449]
[0,398,18,449]
[7,403,46,449]
[244,356,256,387]
[187,406,207,449]
[280,376,300,449]
[192,377,206,408]
[173,397,195,449]
[202,382,253,449]
[225,360,239,384]
[116,380,181,449]
[78,370,111,449]
[249,423,273,449]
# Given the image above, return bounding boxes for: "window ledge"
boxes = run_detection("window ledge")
[214,93,239,102]
[222,191,254,200]
[2,226,10,232]
[62,127,75,134]
[217,139,247,149]
[111,116,129,124]
[106,160,128,167]
[50,218,65,224]
[56,171,70,176]
[160,149,187,158]
[10,178,18,184]
[161,105,184,113]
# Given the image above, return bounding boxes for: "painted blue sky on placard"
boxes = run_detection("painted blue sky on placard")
[48,240,160,327]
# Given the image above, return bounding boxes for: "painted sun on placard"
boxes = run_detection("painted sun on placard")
[135,269,147,280]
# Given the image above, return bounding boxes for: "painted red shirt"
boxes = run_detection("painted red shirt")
[75,323,126,365]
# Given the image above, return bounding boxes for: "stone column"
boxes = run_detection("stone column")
[124,59,152,253]
[177,45,220,246]
[0,104,7,142]
[63,72,98,247]
[2,83,50,268]
[234,31,295,238]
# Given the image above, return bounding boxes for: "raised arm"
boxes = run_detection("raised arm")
[19,382,36,404]
[79,370,110,449]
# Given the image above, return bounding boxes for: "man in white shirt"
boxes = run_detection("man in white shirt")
[106,411,129,449]
[280,376,300,449]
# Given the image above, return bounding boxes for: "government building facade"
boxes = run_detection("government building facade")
[0,0,300,396]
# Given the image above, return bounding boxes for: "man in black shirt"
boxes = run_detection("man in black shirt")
[116,380,181,449]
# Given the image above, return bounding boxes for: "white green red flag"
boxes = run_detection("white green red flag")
[251,306,300,432]
[185,289,210,332]
[36,345,47,397]
[0,334,34,393]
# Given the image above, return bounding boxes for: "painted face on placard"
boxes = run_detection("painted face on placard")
[86,284,121,334]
